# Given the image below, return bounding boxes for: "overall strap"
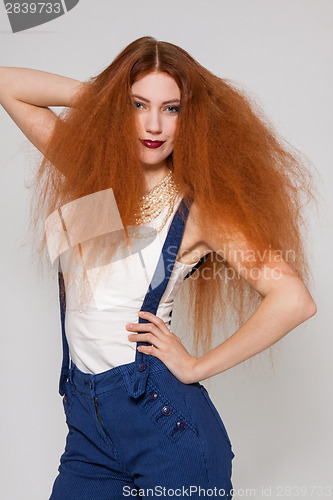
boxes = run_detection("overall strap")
[128,196,193,398]
[58,267,68,396]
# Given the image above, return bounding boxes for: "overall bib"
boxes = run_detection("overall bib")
[49,197,235,499]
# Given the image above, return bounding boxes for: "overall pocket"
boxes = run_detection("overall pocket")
[136,377,199,443]
[200,384,232,448]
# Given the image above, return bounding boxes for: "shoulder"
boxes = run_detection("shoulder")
[187,199,207,242]
[181,200,212,261]
[188,199,245,260]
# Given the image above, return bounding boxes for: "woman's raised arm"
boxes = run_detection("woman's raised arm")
[0,67,86,156]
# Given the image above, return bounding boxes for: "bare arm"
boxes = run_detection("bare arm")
[0,66,87,155]
[191,230,317,382]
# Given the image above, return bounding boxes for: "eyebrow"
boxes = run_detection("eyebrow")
[132,94,181,105]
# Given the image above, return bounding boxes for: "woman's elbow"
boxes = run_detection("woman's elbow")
[291,287,317,321]
[303,297,317,319]
[275,278,318,322]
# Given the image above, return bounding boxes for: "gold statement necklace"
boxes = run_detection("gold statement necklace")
[131,169,180,238]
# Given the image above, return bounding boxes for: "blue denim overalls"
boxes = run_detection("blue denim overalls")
[49,197,235,499]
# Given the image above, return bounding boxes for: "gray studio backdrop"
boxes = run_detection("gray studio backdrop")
[1,1,332,499]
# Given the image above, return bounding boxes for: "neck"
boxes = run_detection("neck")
[142,164,171,195]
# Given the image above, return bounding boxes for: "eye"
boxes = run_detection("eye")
[165,105,180,114]
[133,101,145,110]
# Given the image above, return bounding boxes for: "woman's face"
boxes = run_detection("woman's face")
[130,71,181,168]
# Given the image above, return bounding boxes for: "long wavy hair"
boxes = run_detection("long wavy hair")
[29,36,318,364]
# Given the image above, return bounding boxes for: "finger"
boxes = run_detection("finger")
[128,332,163,349]
[137,344,160,357]
[138,311,173,336]
[126,322,164,339]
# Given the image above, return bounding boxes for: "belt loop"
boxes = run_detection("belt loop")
[88,375,95,395]
[124,346,150,399]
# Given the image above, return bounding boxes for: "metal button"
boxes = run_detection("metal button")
[138,363,147,372]
[176,420,186,430]
[147,390,158,402]
[162,405,172,416]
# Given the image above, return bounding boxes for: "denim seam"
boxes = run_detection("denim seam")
[181,388,212,486]
[200,386,232,449]
[95,368,169,396]
[88,397,132,476]
[57,463,134,482]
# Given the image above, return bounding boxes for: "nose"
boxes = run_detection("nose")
[145,109,162,135]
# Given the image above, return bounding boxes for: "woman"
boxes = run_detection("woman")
[0,36,317,499]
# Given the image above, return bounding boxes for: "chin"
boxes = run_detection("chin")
[140,155,168,166]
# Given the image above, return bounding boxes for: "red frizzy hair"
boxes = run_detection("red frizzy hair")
[29,36,318,364]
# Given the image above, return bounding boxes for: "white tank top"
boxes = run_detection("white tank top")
[59,195,200,374]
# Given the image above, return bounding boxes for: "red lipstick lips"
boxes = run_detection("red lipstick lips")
[140,139,165,149]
